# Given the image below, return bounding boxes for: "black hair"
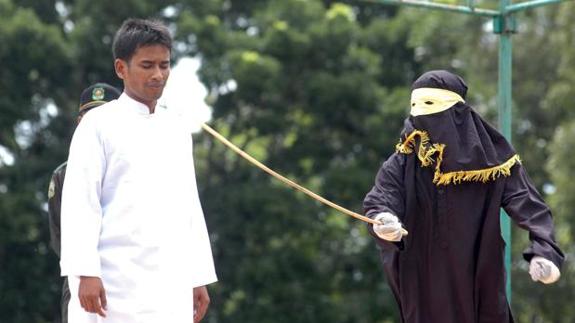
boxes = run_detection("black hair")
[112,18,172,62]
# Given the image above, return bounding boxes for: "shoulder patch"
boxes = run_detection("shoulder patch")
[48,179,55,199]
[92,87,105,100]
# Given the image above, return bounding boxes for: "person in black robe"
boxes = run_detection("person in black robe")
[363,70,564,323]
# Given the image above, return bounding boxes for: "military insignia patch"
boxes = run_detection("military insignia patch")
[48,179,55,199]
[92,87,105,101]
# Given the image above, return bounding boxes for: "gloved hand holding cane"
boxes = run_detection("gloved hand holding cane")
[373,212,407,242]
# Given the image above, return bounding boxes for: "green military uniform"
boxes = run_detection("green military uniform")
[47,161,70,322]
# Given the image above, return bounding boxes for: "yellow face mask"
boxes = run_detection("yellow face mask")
[410,88,465,116]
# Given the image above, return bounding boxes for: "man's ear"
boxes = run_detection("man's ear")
[114,58,127,80]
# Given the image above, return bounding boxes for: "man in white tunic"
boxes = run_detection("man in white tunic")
[60,18,217,323]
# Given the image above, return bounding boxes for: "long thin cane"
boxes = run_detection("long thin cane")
[201,123,408,235]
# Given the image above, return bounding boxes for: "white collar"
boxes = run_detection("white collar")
[118,92,158,115]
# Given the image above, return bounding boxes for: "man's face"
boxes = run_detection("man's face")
[115,44,170,108]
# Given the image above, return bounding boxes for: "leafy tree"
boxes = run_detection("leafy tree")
[1,1,574,322]
[175,1,413,321]
[514,3,575,322]
[0,1,70,321]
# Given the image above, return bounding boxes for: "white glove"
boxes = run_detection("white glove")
[529,256,560,284]
[373,212,405,242]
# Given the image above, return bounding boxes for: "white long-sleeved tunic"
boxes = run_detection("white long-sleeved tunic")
[61,93,217,322]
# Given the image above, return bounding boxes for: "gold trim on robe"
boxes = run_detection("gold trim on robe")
[396,130,521,186]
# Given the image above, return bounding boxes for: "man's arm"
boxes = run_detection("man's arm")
[364,153,407,218]
[188,137,218,288]
[60,114,107,316]
[502,164,565,280]
[363,153,407,248]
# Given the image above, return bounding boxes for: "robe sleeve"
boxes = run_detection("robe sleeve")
[60,115,105,278]
[501,164,565,269]
[189,137,218,287]
[363,153,406,250]
[364,153,406,218]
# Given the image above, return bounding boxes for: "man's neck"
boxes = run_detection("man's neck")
[124,91,156,114]
[145,102,156,114]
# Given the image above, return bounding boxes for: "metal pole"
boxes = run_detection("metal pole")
[363,0,499,16]
[505,0,567,13]
[496,0,514,302]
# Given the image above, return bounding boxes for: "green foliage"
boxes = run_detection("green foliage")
[1,0,574,322]
[179,2,409,321]
[0,2,69,322]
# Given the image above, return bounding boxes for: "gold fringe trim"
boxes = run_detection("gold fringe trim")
[396,130,521,186]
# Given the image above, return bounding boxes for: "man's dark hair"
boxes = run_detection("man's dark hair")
[112,18,172,62]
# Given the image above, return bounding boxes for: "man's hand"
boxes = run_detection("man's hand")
[373,212,405,242]
[193,285,210,322]
[529,256,561,284]
[78,276,107,317]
